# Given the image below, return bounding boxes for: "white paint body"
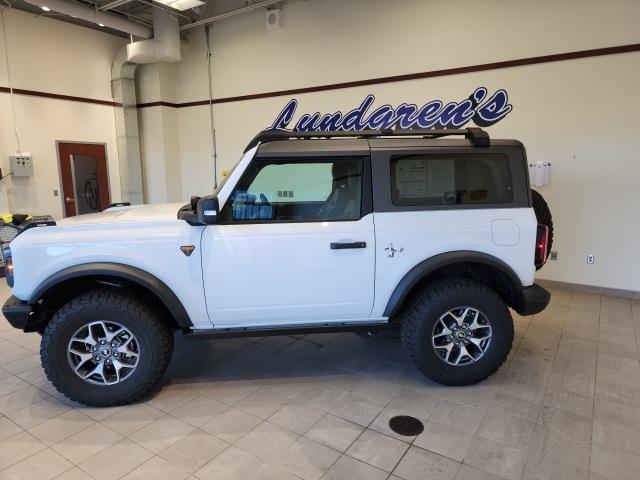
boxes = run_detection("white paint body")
[372,209,536,318]
[8,147,537,330]
[201,214,376,327]
[10,204,211,328]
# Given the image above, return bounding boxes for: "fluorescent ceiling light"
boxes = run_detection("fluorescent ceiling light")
[155,0,205,12]
[41,5,50,11]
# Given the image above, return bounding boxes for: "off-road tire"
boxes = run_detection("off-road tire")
[531,189,553,268]
[400,278,513,386]
[41,288,174,406]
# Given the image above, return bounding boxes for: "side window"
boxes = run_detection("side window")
[390,154,513,206]
[221,158,364,222]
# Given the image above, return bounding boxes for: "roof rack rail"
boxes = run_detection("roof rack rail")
[244,127,489,152]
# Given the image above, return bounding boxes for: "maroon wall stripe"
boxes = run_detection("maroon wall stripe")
[0,86,121,107]
[160,42,640,109]
[1,43,638,110]
[136,101,180,108]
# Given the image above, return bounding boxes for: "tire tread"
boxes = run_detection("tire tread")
[400,277,513,386]
[41,288,173,407]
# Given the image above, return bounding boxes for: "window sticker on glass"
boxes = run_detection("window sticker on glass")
[395,158,427,198]
[426,160,455,197]
[391,155,513,206]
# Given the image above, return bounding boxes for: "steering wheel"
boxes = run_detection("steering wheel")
[257,193,274,220]
[259,193,271,206]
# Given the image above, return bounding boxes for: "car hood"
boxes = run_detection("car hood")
[56,203,185,226]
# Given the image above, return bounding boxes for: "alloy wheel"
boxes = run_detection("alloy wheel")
[431,307,492,366]
[67,321,140,385]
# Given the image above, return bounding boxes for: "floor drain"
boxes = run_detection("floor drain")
[388,415,424,436]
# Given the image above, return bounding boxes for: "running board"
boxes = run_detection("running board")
[185,319,390,339]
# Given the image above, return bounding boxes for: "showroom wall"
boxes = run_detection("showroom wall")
[0,8,125,217]
[136,63,182,204]
[136,0,640,293]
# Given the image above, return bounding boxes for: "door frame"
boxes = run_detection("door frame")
[55,141,111,217]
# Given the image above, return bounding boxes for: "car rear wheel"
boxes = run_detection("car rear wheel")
[400,278,513,386]
[41,288,174,406]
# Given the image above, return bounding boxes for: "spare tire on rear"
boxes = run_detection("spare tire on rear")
[531,190,553,269]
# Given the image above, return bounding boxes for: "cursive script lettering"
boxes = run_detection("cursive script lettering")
[270,87,512,131]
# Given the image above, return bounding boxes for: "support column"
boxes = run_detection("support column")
[136,62,182,204]
[111,48,143,205]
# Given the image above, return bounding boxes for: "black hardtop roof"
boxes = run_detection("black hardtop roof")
[246,128,488,153]
[250,128,523,157]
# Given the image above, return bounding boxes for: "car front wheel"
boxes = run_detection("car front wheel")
[41,288,174,406]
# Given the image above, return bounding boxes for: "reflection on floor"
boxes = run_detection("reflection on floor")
[1,283,639,480]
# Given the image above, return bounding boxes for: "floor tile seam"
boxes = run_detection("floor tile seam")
[521,290,574,475]
[0,433,50,472]
[588,294,603,474]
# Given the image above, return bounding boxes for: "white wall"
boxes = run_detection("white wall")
[135,0,640,292]
[0,8,126,217]
[136,63,182,203]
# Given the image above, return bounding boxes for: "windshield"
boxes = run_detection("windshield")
[179,154,244,218]
[213,157,241,197]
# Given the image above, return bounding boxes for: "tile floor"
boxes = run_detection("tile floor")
[1,283,640,480]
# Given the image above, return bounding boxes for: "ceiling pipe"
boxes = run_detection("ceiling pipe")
[127,7,181,63]
[100,0,136,11]
[180,0,283,31]
[23,0,152,38]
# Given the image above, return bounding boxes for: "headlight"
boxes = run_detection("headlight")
[1,244,14,287]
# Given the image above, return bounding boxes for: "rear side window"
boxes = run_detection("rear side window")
[390,154,513,206]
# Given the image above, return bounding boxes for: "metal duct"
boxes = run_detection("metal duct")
[127,8,181,64]
[22,0,152,38]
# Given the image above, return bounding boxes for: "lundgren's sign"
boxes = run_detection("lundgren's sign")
[270,87,512,131]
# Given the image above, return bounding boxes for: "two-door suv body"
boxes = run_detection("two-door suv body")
[2,128,551,406]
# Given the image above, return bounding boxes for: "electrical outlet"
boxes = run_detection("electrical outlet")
[550,251,558,261]
[587,254,595,264]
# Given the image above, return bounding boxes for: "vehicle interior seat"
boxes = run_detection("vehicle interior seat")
[319,161,362,220]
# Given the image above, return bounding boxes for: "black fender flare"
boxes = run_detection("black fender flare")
[30,262,192,328]
[383,250,524,317]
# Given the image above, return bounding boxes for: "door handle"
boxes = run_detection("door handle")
[330,241,367,250]
[65,197,76,203]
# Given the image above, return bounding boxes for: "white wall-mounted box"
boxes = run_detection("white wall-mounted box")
[10,155,34,177]
[529,161,550,187]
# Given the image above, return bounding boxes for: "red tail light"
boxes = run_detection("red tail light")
[535,225,549,267]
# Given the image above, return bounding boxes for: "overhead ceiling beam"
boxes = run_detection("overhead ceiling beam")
[135,0,197,22]
[180,0,283,31]
[100,0,136,11]
[24,0,152,37]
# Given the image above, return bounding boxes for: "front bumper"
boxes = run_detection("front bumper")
[2,296,35,331]
[513,283,551,316]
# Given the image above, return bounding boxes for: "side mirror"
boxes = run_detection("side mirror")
[197,195,220,225]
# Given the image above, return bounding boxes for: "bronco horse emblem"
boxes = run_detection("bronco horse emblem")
[385,244,404,258]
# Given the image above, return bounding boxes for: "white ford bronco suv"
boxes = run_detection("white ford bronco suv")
[2,128,552,406]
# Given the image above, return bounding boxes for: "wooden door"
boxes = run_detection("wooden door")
[58,143,110,217]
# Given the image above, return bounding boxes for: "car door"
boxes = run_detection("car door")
[201,154,376,328]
